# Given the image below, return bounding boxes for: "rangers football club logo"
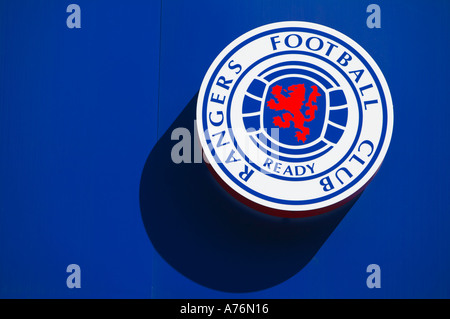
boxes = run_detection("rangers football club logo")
[196,21,393,217]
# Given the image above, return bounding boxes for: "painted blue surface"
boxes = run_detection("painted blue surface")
[0,0,160,298]
[1,0,450,298]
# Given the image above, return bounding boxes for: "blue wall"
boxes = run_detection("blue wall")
[0,0,449,298]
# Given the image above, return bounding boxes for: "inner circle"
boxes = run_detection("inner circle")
[226,50,363,181]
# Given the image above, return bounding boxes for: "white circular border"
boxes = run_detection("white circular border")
[196,21,394,215]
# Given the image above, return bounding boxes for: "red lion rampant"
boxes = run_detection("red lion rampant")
[266,84,321,143]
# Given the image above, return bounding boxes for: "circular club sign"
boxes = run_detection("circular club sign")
[196,21,393,217]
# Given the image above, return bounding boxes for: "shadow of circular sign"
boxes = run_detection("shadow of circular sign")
[139,93,360,293]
